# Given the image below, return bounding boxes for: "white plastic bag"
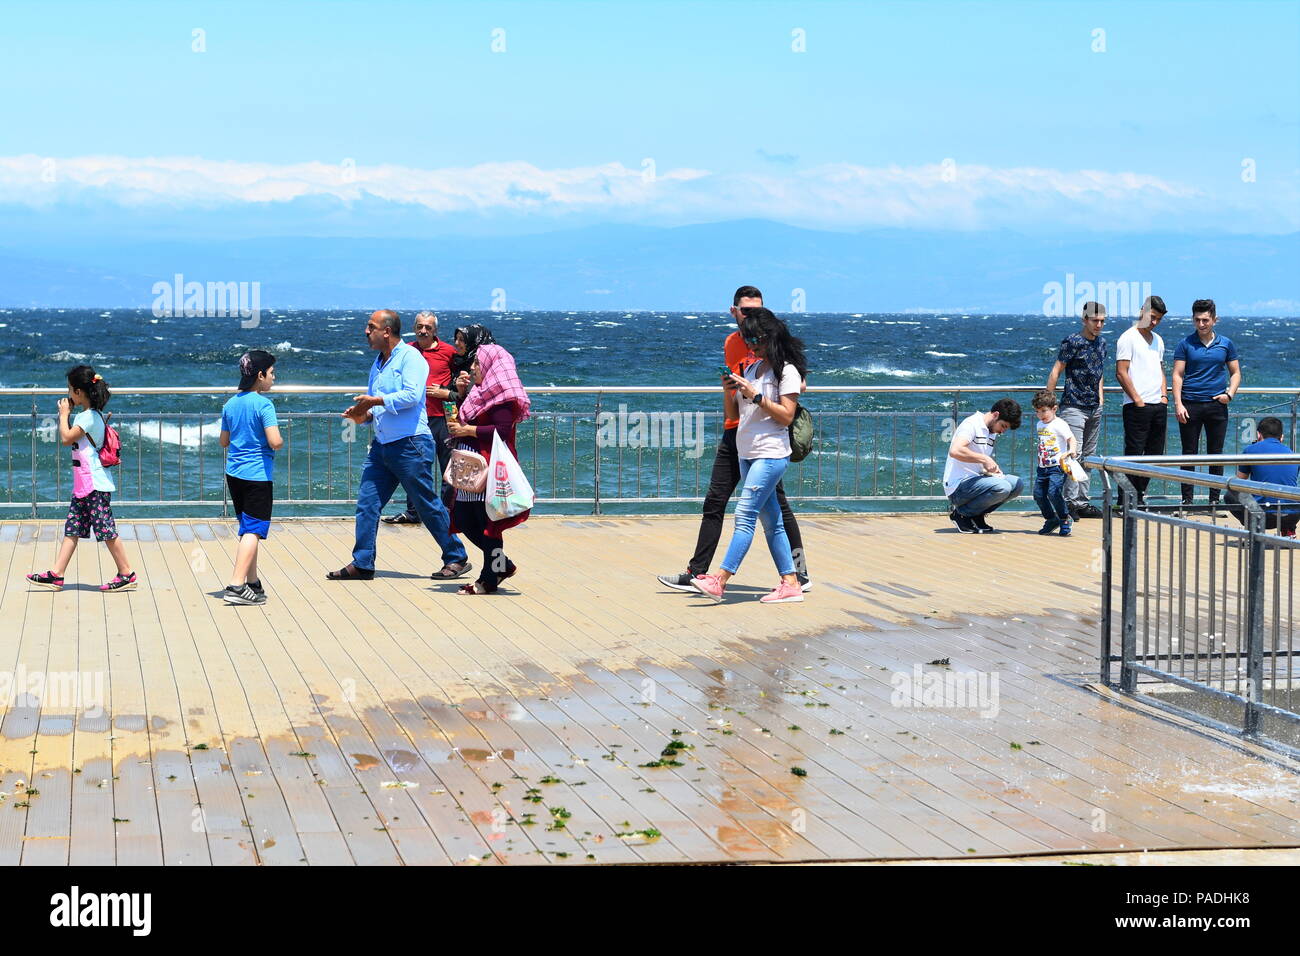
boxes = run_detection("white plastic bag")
[485,430,535,520]
[1064,457,1088,482]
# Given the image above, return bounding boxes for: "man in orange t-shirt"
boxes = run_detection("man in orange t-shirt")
[656,286,810,592]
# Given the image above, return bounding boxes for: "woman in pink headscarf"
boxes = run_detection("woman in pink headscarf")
[446,343,531,594]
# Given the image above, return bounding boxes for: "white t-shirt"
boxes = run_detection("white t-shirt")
[72,409,115,496]
[1116,325,1165,405]
[1035,417,1073,469]
[942,412,996,496]
[735,360,803,459]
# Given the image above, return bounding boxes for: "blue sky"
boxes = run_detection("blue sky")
[0,0,1296,236]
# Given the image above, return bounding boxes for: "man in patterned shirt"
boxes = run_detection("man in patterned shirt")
[1045,300,1107,519]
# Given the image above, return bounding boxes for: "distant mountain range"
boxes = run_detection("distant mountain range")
[1,220,1295,315]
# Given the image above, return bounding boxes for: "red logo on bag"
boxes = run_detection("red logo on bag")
[495,461,508,481]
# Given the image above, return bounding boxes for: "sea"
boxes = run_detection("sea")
[0,309,1295,516]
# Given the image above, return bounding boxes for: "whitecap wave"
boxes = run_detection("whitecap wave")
[857,364,924,378]
[132,419,224,448]
[925,351,968,358]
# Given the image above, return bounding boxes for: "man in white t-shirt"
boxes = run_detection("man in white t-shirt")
[943,397,1025,534]
[1115,295,1169,505]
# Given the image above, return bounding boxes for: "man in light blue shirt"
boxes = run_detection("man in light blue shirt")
[327,310,469,580]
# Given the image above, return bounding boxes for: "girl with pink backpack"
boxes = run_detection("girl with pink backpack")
[26,365,138,592]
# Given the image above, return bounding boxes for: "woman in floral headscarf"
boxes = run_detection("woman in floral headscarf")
[450,324,496,401]
[446,342,531,594]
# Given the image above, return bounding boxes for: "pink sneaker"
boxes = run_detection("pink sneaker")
[760,581,805,604]
[690,573,725,604]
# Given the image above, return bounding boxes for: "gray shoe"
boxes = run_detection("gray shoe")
[657,571,698,592]
[223,584,266,606]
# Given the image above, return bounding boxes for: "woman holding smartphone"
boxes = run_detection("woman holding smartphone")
[692,307,806,604]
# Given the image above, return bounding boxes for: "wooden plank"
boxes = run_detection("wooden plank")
[2,514,1297,865]
[68,536,117,865]
[154,521,314,864]
[0,522,45,864]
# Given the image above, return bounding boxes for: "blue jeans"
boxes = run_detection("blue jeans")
[353,435,467,571]
[948,472,1024,518]
[721,457,795,576]
[1033,467,1070,522]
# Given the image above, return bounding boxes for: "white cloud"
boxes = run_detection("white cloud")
[0,154,1294,233]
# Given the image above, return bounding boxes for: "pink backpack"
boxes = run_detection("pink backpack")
[87,410,121,468]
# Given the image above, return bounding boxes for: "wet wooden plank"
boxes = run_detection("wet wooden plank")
[0,524,45,864]
[153,523,311,864]
[289,523,592,863]
[3,514,1298,865]
[181,523,386,865]
[68,541,118,866]
[113,523,204,864]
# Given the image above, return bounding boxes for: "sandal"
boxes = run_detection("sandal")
[27,570,65,591]
[382,511,420,525]
[431,561,472,580]
[326,564,375,581]
[99,572,137,592]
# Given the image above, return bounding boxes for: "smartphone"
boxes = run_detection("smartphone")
[717,365,734,378]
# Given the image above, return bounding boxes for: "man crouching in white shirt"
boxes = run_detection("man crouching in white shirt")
[943,398,1025,534]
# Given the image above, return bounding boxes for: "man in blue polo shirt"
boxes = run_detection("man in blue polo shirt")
[1224,417,1298,537]
[1173,298,1242,505]
[327,310,469,581]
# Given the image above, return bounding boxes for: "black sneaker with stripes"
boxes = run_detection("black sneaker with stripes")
[223,584,266,606]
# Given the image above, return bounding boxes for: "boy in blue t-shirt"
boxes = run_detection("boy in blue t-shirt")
[219,350,283,604]
[1226,417,1298,537]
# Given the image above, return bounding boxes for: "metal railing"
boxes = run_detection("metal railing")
[1088,453,1300,755]
[1,385,1297,517]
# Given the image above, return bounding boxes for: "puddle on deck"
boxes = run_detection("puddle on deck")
[0,610,1296,865]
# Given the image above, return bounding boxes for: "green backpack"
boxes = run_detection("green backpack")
[789,404,814,463]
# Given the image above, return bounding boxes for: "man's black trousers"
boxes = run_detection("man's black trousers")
[1121,402,1168,497]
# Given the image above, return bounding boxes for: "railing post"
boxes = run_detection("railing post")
[1242,492,1267,736]
[30,398,38,519]
[1099,465,1113,685]
[1117,474,1139,694]
[592,391,602,515]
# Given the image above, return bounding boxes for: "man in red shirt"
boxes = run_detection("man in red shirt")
[384,310,459,522]
[656,285,811,591]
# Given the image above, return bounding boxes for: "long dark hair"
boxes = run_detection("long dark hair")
[67,365,111,411]
[451,324,496,378]
[738,308,806,382]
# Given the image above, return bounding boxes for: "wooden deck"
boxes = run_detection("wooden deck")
[1,512,1297,865]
